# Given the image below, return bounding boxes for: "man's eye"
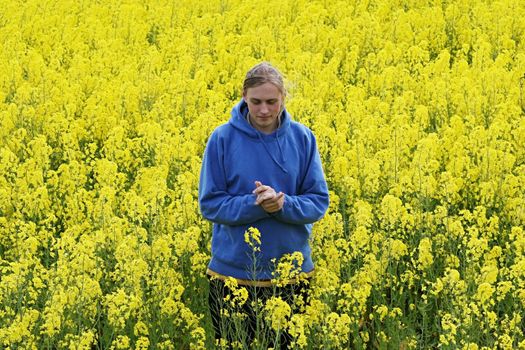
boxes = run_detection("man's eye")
[252,101,260,105]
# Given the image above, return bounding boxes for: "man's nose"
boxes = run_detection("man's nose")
[261,103,269,114]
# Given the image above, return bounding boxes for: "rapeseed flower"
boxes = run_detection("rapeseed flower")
[1,0,524,348]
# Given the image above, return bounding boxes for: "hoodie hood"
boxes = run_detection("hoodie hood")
[229,99,290,173]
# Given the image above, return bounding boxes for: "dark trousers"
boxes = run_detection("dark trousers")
[208,276,309,349]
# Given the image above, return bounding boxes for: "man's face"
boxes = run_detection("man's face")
[243,82,283,134]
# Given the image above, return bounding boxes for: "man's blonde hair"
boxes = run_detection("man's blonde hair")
[243,62,286,98]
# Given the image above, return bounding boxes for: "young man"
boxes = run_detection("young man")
[199,62,329,348]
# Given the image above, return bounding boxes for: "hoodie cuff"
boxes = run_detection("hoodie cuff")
[268,209,283,217]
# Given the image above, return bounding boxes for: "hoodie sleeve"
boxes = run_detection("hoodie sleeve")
[272,132,329,225]
[199,130,269,225]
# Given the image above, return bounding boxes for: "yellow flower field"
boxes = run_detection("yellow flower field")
[1,0,525,348]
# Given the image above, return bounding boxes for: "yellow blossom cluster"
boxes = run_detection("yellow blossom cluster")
[1,0,525,348]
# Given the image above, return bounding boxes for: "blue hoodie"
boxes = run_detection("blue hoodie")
[198,99,329,280]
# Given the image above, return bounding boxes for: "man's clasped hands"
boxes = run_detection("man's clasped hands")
[253,181,284,214]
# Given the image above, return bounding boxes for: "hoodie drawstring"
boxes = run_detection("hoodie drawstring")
[276,132,286,163]
[256,131,288,174]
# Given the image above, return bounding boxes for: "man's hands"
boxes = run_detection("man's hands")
[253,181,284,213]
